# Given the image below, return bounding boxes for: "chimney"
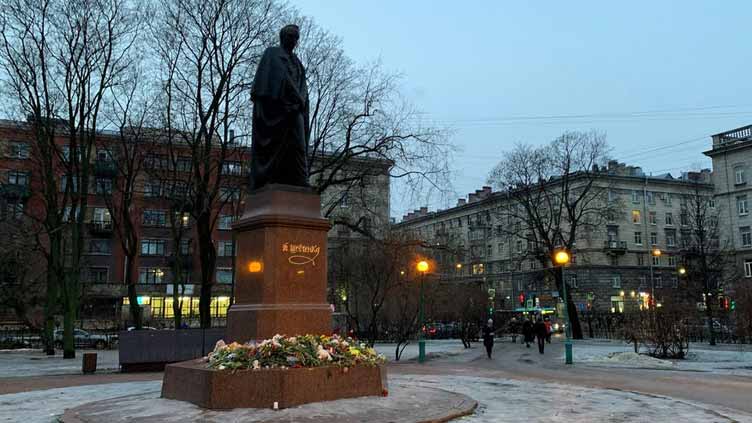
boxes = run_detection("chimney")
[457,198,467,207]
[468,193,478,203]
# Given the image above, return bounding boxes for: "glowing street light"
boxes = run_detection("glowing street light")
[416,260,430,363]
[678,266,687,276]
[553,248,573,365]
[652,248,662,257]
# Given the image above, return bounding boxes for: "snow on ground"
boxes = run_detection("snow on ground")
[0,341,468,378]
[0,350,119,378]
[567,340,752,375]
[2,375,750,423]
[373,339,468,362]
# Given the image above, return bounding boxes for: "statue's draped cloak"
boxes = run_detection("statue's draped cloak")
[250,46,310,190]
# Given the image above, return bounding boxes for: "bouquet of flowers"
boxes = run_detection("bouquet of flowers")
[207,334,386,371]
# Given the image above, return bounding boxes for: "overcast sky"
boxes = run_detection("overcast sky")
[296,0,752,219]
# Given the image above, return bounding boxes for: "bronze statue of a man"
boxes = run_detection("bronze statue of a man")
[250,24,310,190]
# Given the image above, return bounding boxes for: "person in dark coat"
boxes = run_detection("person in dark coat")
[482,319,495,359]
[522,318,534,348]
[534,317,547,354]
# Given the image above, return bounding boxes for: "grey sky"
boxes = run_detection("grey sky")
[295,0,752,219]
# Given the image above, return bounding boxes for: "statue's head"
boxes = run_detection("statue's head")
[279,24,300,52]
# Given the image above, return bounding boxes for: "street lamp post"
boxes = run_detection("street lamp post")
[416,260,429,363]
[650,248,661,303]
[554,249,573,365]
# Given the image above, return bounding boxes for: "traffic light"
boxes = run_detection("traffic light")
[518,292,525,307]
[731,300,736,311]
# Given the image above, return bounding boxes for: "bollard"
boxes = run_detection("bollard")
[82,352,97,374]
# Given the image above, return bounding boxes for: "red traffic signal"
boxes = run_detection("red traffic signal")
[518,292,525,306]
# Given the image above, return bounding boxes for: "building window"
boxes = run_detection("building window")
[655,277,663,288]
[738,195,749,216]
[176,157,192,172]
[610,296,624,313]
[139,268,164,284]
[144,180,163,197]
[94,178,112,195]
[671,277,679,288]
[648,211,657,225]
[650,232,658,245]
[639,276,647,288]
[665,194,672,206]
[87,267,108,284]
[568,274,578,288]
[637,253,645,266]
[220,187,240,201]
[7,142,30,159]
[219,215,237,230]
[611,274,621,288]
[632,190,640,203]
[646,191,655,205]
[666,231,676,247]
[216,268,233,284]
[173,212,190,227]
[745,260,752,278]
[217,240,235,257]
[652,255,660,266]
[632,210,641,224]
[668,256,677,266]
[634,231,642,245]
[92,207,111,224]
[141,239,166,256]
[486,244,493,257]
[472,263,485,275]
[665,212,673,226]
[735,167,746,185]
[742,227,752,247]
[88,239,111,255]
[680,213,689,226]
[8,170,30,186]
[4,201,24,219]
[143,209,167,227]
[221,161,243,176]
[180,239,192,255]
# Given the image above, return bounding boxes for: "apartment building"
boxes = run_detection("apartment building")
[705,124,752,292]
[0,119,391,329]
[394,161,714,314]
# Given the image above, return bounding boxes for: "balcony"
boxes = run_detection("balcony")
[0,184,31,199]
[93,160,117,177]
[603,240,627,254]
[88,220,113,236]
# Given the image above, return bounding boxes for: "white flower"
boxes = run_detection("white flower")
[317,345,332,361]
[289,337,297,344]
[213,340,226,352]
[252,360,260,370]
[359,343,366,349]
[218,365,226,370]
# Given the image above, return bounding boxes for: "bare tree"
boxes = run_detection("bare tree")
[487,131,615,339]
[678,172,735,346]
[153,0,278,328]
[99,65,154,330]
[331,236,414,346]
[0,210,45,329]
[296,18,453,237]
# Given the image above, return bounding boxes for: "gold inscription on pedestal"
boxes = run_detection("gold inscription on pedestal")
[282,243,320,266]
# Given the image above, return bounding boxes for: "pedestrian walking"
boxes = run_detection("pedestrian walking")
[522,318,534,348]
[482,319,495,359]
[544,317,552,344]
[534,317,547,354]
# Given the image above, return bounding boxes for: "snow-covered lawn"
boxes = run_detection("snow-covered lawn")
[568,340,752,374]
[373,339,468,361]
[0,349,120,378]
[2,375,750,422]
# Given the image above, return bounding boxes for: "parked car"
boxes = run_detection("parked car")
[53,329,115,349]
[127,326,159,331]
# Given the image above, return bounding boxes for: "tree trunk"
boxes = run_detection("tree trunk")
[62,276,76,359]
[196,213,216,329]
[705,293,716,346]
[125,253,142,330]
[43,236,60,356]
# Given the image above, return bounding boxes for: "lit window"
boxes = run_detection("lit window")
[745,260,752,278]
[141,239,166,256]
[217,241,235,257]
[216,268,233,284]
[632,210,641,224]
[611,274,621,288]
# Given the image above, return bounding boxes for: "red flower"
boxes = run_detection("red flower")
[381,389,389,397]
